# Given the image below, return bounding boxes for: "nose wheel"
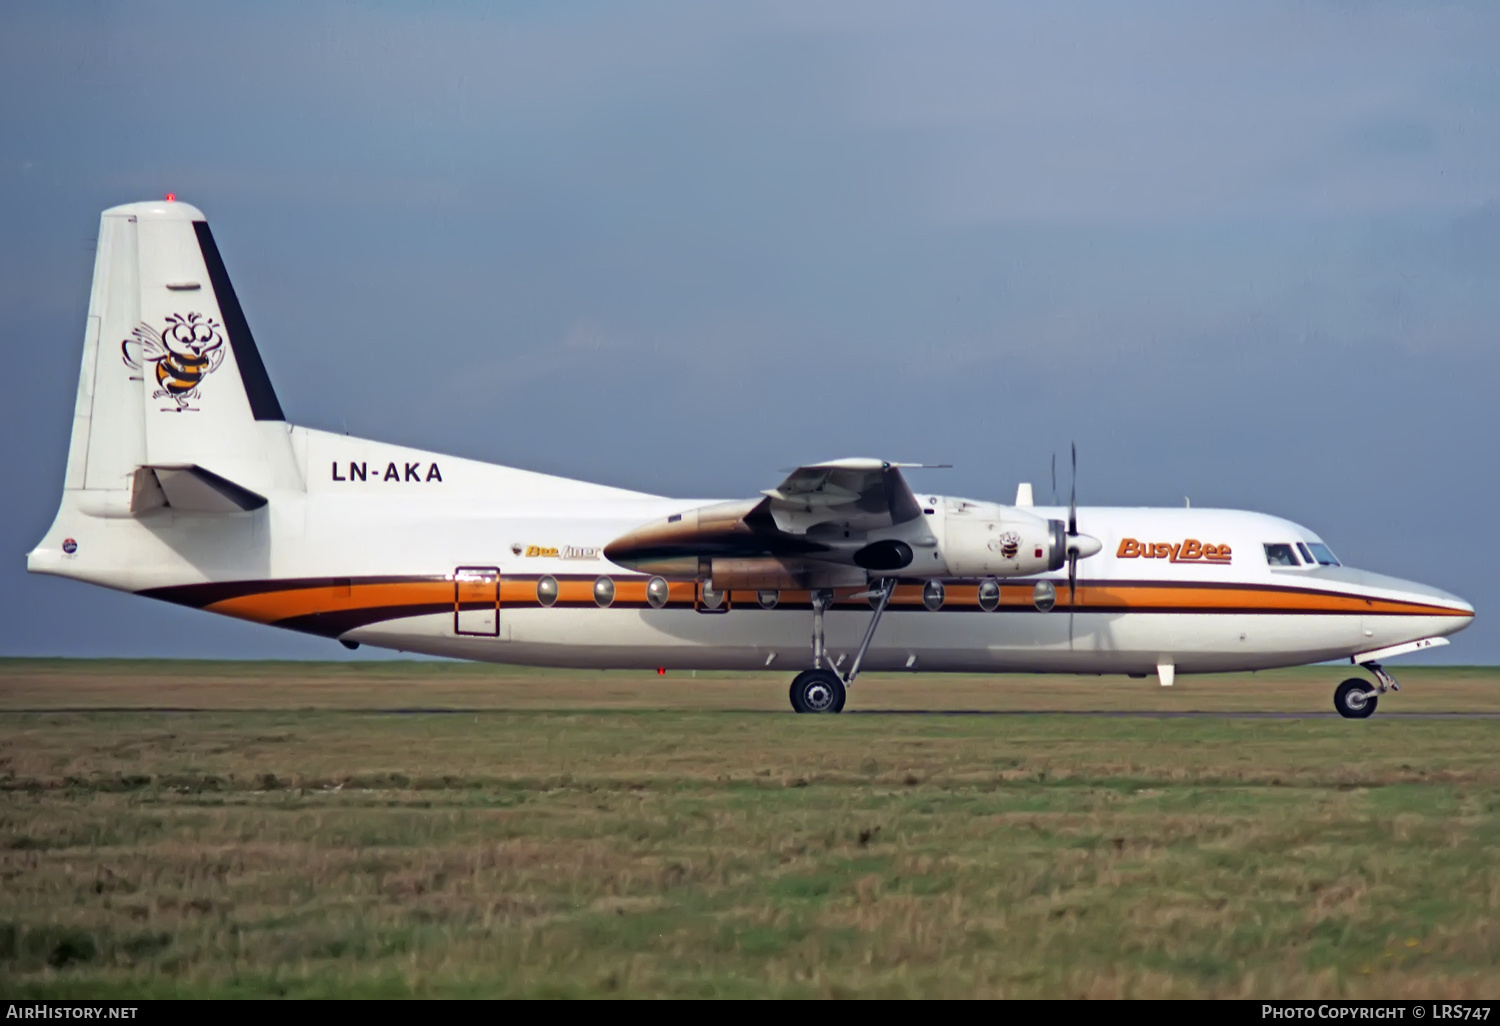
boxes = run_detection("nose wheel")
[1334,678,1377,719]
[1334,661,1400,719]
[790,669,847,714]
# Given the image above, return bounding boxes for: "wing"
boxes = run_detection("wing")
[759,458,925,535]
[604,458,937,588]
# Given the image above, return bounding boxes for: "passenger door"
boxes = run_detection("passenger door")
[454,566,500,637]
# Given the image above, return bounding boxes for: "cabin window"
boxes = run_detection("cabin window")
[1263,543,1300,567]
[593,576,615,607]
[645,576,670,609]
[1307,542,1341,567]
[536,575,558,607]
[977,579,1001,612]
[922,580,945,611]
[699,583,726,611]
[757,590,779,609]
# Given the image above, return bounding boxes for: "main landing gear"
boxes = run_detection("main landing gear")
[789,668,845,713]
[789,580,896,714]
[1334,662,1401,719]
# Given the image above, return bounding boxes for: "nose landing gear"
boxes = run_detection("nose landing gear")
[1334,678,1377,719]
[1334,661,1400,719]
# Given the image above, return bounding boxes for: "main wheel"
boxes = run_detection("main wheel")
[1334,678,1378,719]
[789,669,847,714]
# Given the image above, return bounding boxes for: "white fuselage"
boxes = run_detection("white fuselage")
[29,425,1474,676]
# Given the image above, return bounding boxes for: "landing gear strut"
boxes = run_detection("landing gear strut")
[789,579,896,714]
[1334,661,1401,719]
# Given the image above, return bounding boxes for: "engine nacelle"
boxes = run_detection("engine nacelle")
[940,505,1064,577]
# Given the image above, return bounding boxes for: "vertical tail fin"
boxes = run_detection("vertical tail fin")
[189,219,284,423]
[32,198,299,579]
[66,205,143,495]
[124,199,286,475]
[59,198,296,510]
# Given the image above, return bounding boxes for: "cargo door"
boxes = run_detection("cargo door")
[454,566,500,636]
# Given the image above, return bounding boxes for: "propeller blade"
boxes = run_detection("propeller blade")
[1068,442,1078,536]
[1067,550,1077,645]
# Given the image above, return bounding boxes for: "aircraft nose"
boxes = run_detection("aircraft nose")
[1365,569,1474,639]
[1445,592,1475,617]
[1427,588,1475,634]
[1401,581,1474,643]
[1398,578,1473,619]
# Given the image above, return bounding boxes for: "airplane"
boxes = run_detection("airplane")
[27,198,1475,718]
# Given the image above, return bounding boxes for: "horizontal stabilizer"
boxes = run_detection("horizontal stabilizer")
[132,464,267,514]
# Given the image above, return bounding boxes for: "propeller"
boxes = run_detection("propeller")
[1067,442,1078,644]
[1056,443,1104,643]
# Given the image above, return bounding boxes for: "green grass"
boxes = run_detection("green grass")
[3,657,1498,712]
[1,661,1499,997]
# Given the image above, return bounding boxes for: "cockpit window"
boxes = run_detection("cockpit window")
[1307,542,1341,567]
[1263,543,1300,567]
[1296,542,1314,565]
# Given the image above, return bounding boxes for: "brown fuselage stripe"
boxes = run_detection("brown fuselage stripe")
[138,575,1471,639]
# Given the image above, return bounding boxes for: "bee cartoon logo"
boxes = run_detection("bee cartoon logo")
[122,313,227,412]
[987,530,1022,560]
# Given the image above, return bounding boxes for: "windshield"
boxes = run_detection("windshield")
[1306,542,1340,567]
[1263,543,1300,567]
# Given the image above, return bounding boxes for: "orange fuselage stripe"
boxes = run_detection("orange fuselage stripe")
[201,577,1470,626]
[206,581,452,624]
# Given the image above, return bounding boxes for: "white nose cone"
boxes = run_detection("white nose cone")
[1068,534,1103,559]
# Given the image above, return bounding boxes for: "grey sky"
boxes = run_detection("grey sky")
[2,2,1496,662]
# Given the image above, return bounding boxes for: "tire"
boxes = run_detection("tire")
[1334,678,1378,719]
[789,669,846,714]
